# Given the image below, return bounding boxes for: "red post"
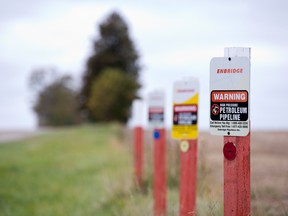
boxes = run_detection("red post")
[179,139,197,216]
[153,128,166,216]
[133,126,143,189]
[224,134,250,216]
[223,47,251,216]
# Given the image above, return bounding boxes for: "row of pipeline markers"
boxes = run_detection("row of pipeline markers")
[146,55,250,139]
[133,47,251,216]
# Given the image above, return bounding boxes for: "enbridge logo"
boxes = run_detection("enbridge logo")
[177,89,195,93]
[217,68,243,74]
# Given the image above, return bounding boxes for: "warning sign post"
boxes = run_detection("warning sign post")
[148,91,166,216]
[172,78,199,216]
[210,47,251,216]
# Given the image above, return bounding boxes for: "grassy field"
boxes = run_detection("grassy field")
[0,124,287,215]
[0,124,137,216]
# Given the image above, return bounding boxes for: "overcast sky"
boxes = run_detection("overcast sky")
[1,0,288,130]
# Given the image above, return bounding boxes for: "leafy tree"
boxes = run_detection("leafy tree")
[79,11,141,122]
[30,68,80,126]
[87,68,138,122]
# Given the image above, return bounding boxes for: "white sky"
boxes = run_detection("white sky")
[0,0,288,130]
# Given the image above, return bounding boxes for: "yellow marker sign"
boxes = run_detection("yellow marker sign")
[172,78,199,140]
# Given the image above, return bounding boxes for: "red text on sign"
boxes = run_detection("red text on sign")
[174,105,197,112]
[212,91,248,102]
[217,68,243,74]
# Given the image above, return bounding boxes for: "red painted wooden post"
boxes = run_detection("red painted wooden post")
[133,126,143,189]
[224,134,250,215]
[172,78,199,215]
[153,128,166,216]
[223,47,251,216]
[179,139,197,216]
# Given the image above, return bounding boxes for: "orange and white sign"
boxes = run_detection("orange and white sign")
[172,78,199,140]
[210,57,250,136]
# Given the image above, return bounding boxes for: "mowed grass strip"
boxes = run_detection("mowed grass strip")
[0,124,133,216]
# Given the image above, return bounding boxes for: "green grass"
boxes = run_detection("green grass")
[0,124,134,216]
[0,124,226,216]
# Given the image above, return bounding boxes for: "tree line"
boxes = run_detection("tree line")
[30,11,141,126]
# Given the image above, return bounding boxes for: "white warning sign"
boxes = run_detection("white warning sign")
[210,57,250,136]
[148,91,165,129]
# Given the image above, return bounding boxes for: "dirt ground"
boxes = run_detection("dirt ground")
[199,131,288,215]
